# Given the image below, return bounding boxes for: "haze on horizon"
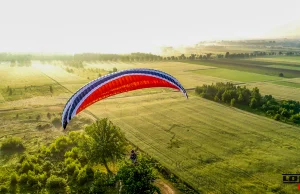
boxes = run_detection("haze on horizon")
[0,0,300,54]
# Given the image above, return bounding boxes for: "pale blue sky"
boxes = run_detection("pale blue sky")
[0,0,299,53]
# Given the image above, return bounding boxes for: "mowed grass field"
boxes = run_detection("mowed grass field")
[1,60,300,193]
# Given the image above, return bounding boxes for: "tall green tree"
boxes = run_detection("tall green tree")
[83,118,127,174]
[117,158,160,194]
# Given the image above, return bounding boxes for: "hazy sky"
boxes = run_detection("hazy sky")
[0,0,300,53]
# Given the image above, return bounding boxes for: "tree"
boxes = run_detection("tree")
[9,88,13,96]
[50,86,53,94]
[83,118,126,174]
[222,91,231,103]
[274,114,280,121]
[279,73,284,77]
[180,54,186,60]
[230,98,236,106]
[251,87,261,105]
[47,113,52,120]
[225,52,230,58]
[238,93,244,102]
[249,98,258,108]
[117,158,160,194]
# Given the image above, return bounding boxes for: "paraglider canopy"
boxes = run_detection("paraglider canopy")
[62,68,188,129]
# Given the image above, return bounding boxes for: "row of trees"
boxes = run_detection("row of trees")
[1,51,299,64]
[218,51,281,59]
[195,82,300,123]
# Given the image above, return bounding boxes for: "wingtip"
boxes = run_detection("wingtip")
[185,93,189,99]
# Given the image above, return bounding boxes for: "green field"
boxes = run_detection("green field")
[185,59,300,78]
[193,68,281,82]
[268,65,300,71]
[86,93,300,193]
[272,80,300,88]
[246,82,300,101]
[247,56,300,64]
[1,61,300,193]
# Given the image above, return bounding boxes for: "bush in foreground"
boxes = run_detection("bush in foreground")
[46,175,67,193]
[0,137,25,152]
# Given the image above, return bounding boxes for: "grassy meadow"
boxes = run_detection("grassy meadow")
[1,57,300,193]
[193,68,281,83]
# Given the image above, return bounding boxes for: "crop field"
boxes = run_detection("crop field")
[192,68,282,83]
[268,65,300,71]
[246,82,300,101]
[246,56,300,65]
[86,61,136,70]
[1,60,300,193]
[272,81,300,88]
[185,59,300,78]
[86,92,300,193]
[0,65,69,101]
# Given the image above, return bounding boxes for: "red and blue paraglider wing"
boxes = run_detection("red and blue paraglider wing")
[62,68,187,129]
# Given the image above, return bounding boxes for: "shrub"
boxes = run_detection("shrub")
[52,118,61,128]
[36,123,52,130]
[33,164,42,174]
[291,114,300,124]
[27,170,38,187]
[43,161,52,172]
[10,172,18,185]
[0,185,8,193]
[65,147,79,159]
[230,98,236,107]
[274,114,280,121]
[77,165,94,185]
[38,172,48,184]
[46,175,67,192]
[20,160,34,174]
[0,137,25,152]
[19,173,28,185]
[89,171,112,193]
[54,136,72,152]
[47,112,52,120]
[66,161,80,175]
[36,115,41,121]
